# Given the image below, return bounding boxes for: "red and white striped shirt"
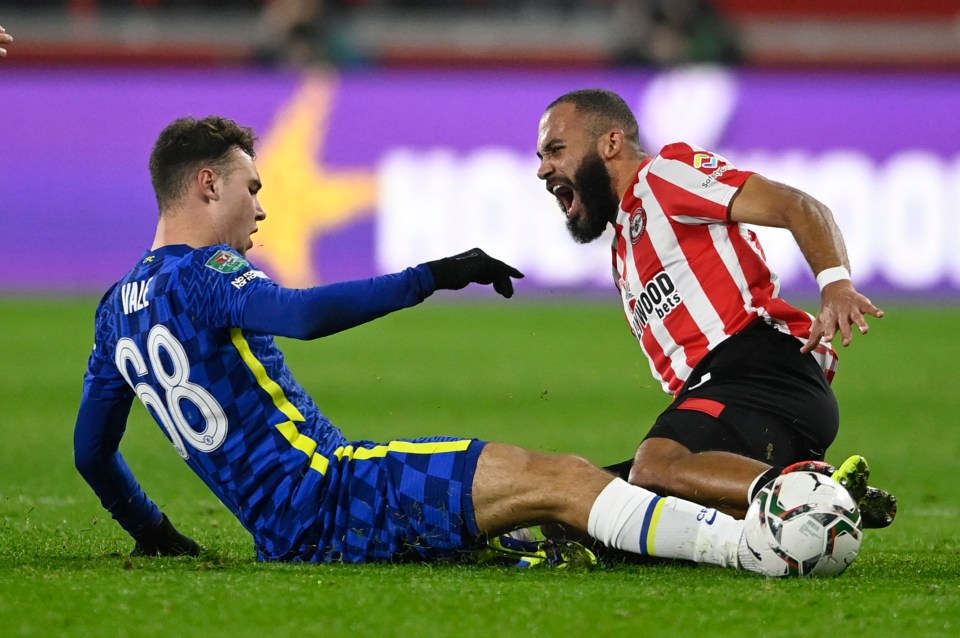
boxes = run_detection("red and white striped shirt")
[612,142,838,395]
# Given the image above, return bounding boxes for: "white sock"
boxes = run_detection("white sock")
[587,478,743,568]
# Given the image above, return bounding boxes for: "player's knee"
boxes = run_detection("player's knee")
[627,455,683,494]
[628,438,694,493]
[479,443,593,487]
[527,450,595,481]
[557,452,597,477]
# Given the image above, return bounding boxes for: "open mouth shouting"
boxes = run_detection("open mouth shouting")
[549,180,579,220]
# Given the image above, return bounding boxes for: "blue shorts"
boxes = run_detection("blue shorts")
[287,437,487,563]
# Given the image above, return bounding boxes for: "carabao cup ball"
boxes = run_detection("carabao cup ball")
[741,471,863,577]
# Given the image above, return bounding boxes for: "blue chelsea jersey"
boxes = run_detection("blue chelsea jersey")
[82,244,349,554]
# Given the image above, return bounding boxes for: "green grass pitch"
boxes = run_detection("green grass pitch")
[1,296,957,637]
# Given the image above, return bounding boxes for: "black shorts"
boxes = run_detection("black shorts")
[645,320,839,467]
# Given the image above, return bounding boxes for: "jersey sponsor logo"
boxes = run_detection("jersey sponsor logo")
[701,164,730,188]
[627,271,682,337]
[205,250,249,274]
[230,270,269,289]
[628,207,647,245]
[120,276,154,315]
[693,153,718,169]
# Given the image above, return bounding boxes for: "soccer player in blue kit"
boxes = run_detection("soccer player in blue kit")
[74,115,779,572]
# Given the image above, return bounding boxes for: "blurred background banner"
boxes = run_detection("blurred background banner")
[3,66,959,297]
[2,0,959,298]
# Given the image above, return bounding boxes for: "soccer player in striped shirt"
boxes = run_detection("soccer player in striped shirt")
[74,114,772,572]
[536,89,895,528]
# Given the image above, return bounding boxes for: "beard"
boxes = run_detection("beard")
[565,151,620,244]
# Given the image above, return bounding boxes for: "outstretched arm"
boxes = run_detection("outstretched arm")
[729,174,884,352]
[240,250,524,340]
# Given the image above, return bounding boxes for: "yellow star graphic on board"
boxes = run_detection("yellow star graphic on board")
[249,73,376,287]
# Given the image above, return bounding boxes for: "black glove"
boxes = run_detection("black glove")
[130,513,202,557]
[426,248,524,298]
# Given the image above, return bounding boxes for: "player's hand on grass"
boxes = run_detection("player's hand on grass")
[801,280,884,353]
[427,248,524,298]
[0,25,13,58]
[130,513,202,557]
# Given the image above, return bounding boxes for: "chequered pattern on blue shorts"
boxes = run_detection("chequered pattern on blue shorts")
[277,438,487,564]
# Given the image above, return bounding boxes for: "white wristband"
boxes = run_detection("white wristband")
[816,266,851,291]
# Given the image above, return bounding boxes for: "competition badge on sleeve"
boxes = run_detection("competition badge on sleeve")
[205,250,249,274]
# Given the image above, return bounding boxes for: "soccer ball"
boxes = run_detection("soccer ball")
[741,471,863,577]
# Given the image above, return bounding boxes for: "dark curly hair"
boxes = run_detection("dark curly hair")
[149,115,257,214]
